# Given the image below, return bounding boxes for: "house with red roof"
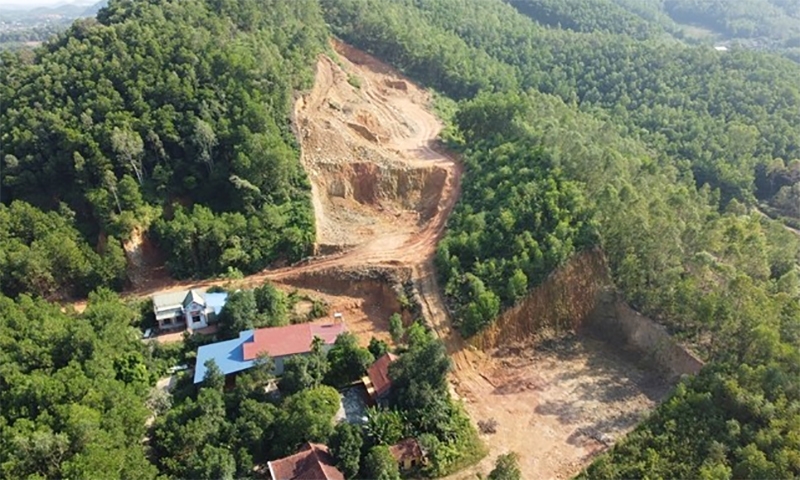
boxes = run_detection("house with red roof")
[193,322,347,384]
[389,438,426,470]
[362,352,398,404]
[267,443,344,480]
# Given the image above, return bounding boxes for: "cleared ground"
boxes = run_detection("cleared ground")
[71,41,668,480]
[450,335,670,479]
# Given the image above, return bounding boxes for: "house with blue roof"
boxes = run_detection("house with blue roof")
[152,288,228,332]
[193,322,348,384]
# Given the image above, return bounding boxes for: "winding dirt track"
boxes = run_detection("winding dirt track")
[85,41,473,370]
[273,42,472,370]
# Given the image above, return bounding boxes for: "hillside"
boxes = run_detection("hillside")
[0,0,328,298]
[322,0,800,477]
[2,0,800,478]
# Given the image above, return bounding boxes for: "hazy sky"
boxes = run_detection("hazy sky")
[1,0,94,8]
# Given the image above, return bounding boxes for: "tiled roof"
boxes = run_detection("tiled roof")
[193,323,347,384]
[365,353,398,398]
[242,323,346,360]
[268,443,345,480]
[389,438,423,464]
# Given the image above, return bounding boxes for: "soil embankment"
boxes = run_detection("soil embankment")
[468,248,703,378]
[454,250,703,479]
[587,294,705,380]
[468,249,611,351]
[294,42,460,255]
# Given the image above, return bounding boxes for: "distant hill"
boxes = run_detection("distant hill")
[0,0,107,49]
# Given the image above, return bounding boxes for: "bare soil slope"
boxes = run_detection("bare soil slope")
[70,41,667,480]
[295,41,459,256]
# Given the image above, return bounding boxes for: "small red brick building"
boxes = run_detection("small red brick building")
[362,352,398,404]
[267,443,344,480]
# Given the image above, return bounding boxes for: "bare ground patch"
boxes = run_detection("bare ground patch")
[450,334,671,480]
[273,266,412,347]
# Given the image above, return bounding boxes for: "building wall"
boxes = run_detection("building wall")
[158,317,185,330]
[273,356,286,376]
[184,303,209,330]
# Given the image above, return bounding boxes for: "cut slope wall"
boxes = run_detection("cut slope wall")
[466,248,704,378]
[467,248,611,350]
[587,293,704,380]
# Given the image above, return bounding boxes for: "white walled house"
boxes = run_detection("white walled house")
[152,289,228,332]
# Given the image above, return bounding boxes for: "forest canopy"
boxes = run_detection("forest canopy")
[0,0,329,297]
[322,0,800,477]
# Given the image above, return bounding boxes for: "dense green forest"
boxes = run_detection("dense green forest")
[0,0,328,296]
[662,0,800,42]
[0,289,158,479]
[3,0,800,477]
[513,0,800,46]
[505,0,669,39]
[322,0,800,476]
[152,321,482,479]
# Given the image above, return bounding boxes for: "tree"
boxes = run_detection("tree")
[366,408,404,446]
[193,118,218,173]
[363,445,401,480]
[203,359,225,391]
[272,386,341,457]
[368,337,390,358]
[326,332,375,387]
[253,282,289,326]
[189,445,236,480]
[308,336,330,387]
[389,330,451,412]
[279,355,314,396]
[329,423,364,479]
[388,313,404,345]
[110,127,145,185]
[488,453,522,480]
[217,289,259,339]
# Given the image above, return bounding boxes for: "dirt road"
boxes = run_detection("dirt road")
[71,40,463,307]
[69,41,660,480]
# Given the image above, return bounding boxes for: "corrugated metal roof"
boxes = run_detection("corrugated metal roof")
[152,290,190,312]
[183,289,205,308]
[193,330,256,383]
[205,292,228,315]
[242,323,347,360]
[193,322,347,384]
[155,307,184,321]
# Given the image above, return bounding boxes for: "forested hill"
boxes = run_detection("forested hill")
[322,0,800,477]
[510,0,800,45]
[0,0,328,298]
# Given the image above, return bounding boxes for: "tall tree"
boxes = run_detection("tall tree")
[325,332,374,387]
[329,423,364,479]
[363,445,401,480]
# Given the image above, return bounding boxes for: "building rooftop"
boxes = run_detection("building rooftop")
[267,443,344,480]
[193,322,347,384]
[152,289,228,321]
[242,323,346,360]
[365,352,398,399]
[193,330,257,383]
[389,438,424,464]
[182,289,205,308]
[204,292,228,315]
